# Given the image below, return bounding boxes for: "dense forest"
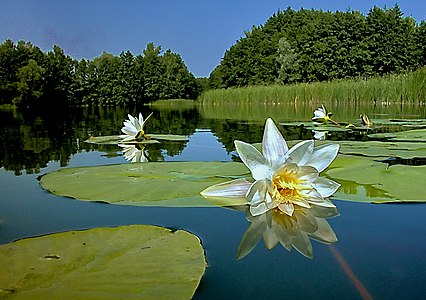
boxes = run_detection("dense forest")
[0,41,200,108]
[0,5,425,109]
[210,5,425,88]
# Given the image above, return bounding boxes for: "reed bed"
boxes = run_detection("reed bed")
[198,67,425,105]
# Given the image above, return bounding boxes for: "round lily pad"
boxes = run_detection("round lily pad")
[40,162,249,207]
[0,225,206,299]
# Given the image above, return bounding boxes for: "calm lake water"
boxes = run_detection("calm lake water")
[0,102,425,299]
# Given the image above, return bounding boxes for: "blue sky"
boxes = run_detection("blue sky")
[1,0,424,77]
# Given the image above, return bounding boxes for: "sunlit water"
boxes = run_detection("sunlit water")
[0,103,425,299]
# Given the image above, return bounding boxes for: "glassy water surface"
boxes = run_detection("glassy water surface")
[0,102,425,299]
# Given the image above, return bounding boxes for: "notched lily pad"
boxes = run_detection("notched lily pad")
[327,155,426,203]
[0,225,206,299]
[40,162,250,207]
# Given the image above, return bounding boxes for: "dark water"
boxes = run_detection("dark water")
[0,104,425,299]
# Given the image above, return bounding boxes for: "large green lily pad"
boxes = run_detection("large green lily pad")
[40,162,249,207]
[40,159,425,206]
[85,134,189,145]
[0,225,206,299]
[367,129,426,142]
[326,155,426,203]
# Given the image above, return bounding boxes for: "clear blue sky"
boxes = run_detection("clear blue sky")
[1,0,424,77]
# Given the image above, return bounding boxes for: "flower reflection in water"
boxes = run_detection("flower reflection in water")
[118,143,149,163]
[237,204,339,259]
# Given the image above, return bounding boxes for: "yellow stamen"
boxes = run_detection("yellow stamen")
[272,169,307,204]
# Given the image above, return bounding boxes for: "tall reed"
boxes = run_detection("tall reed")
[198,68,425,105]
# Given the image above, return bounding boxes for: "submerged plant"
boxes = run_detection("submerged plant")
[312,105,339,125]
[121,112,153,142]
[237,204,339,259]
[201,118,340,217]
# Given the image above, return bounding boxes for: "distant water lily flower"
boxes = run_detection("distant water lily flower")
[118,143,148,163]
[312,105,339,125]
[237,204,339,259]
[360,114,373,127]
[201,118,340,217]
[121,112,153,142]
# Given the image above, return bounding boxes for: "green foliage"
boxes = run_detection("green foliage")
[0,40,199,108]
[209,5,425,89]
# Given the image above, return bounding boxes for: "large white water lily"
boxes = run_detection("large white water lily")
[201,118,340,217]
[121,112,153,142]
[237,204,339,259]
[118,143,149,163]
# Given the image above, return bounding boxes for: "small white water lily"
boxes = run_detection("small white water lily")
[118,143,148,163]
[201,118,340,217]
[121,112,153,142]
[312,105,339,125]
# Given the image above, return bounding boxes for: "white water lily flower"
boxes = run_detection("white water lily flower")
[312,105,338,125]
[201,118,340,217]
[121,112,153,142]
[118,143,148,163]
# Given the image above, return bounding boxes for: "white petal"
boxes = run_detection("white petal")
[305,189,336,208]
[250,202,270,216]
[295,165,318,183]
[137,113,144,130]
[314,110,325,118]
[278,202,295,216]
[200,178,252,198]
[235,140,271,181]
[262,118,288,169]
[286,140,314,166]
[246,179,269,205]
[312,177,341,198]
[304,144,339,172]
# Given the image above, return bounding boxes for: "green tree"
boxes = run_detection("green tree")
[276,37,299,84]
[15,59,45,107]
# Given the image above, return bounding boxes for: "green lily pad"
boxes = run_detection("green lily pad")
[0,225,206,299]
[372,119,426,125]
[279,122,311,127]
[40,162,249,207]
[285,140,426,159]
[305,126,352,132]
[368,129,426,142]
[85,134,189,145]
[327,155,426,203]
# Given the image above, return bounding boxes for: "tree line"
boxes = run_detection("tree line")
[209,5,425,88]
[0,41,200,108]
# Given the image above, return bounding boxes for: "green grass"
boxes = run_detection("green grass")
[198,67,425,105]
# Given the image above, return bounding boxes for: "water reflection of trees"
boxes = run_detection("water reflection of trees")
[0,106,200,175]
